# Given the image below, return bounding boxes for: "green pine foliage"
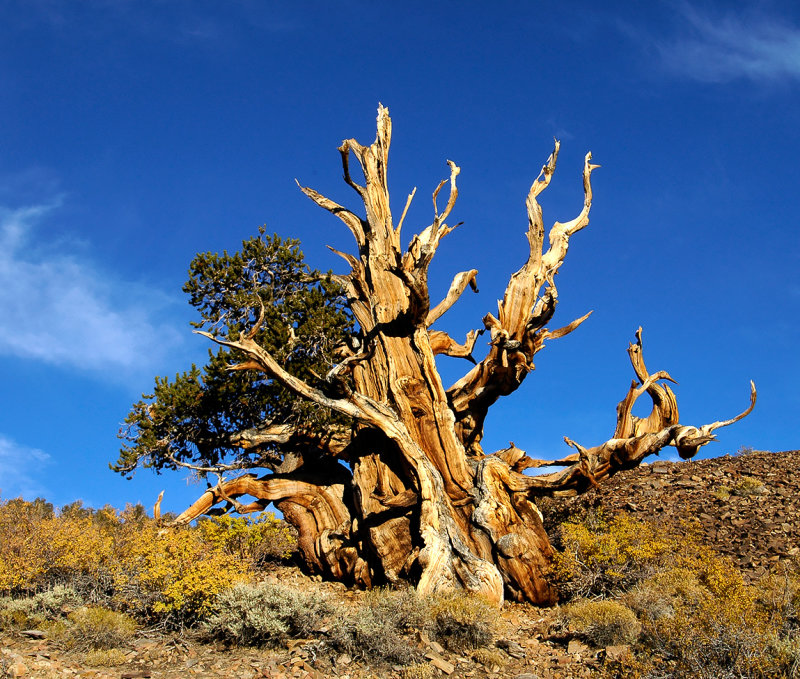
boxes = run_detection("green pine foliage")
[114,229,354,476]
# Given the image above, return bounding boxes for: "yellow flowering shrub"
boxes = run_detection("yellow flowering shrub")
[0,497,295,627]
[197,511,297,565]
[0,499,114,593]
[110,518,250,624]
[553,511,680,597]
[555,512,800,678]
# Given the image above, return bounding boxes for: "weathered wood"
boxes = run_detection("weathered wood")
[173,107,755,606]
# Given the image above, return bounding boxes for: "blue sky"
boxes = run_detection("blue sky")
[1,0,798,514]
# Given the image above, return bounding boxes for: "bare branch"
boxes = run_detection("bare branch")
[338,141,365,197]
[153,490,164,523]
[166,451,255,474]
[194,330,397,430]
[395,187,417,238]
[214,473,248,513]
[429,329,480,362]
[530,310,593,356]
[426,269,479,326]
[297,180,367,247]
[405,161,462,274]
[435,160,460,225]
[244,292,267,340]
[540,152,600,274]
[326,245,360,273]
[702,380,757,433]
[672,381,757,459]
[523,139,560,273]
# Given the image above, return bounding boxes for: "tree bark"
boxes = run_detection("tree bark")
[173,107,755,605]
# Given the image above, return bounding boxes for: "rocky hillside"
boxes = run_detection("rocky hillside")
[543,449,800,579]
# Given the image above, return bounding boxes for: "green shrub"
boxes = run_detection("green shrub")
[0,597,43,631]
[327,588,425,666]
[327,587,495,665]
[204,581,330,646]
[0,586,81,630]
[33,585,82,615]
[561,599,641,647]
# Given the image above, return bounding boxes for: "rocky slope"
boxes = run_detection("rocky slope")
[542,449,800,579]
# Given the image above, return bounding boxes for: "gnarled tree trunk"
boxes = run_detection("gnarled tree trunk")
[174,107,755,605]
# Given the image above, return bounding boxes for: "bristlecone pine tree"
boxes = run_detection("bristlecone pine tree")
[117,106,756,605]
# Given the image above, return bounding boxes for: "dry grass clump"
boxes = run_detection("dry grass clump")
[204,581,330,646]
[84,648,127,667]
[732,475,766,496]
[47,607,137,651]
[398,662,435,679]
[471,647,507,667]
[427,590,495,650]
[713,475,767,501]
[560,599,641,647]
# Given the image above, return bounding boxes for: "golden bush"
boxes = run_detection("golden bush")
[0,497,297,626]
[471,647,507,667]
[553,511,679,598]
[427,590,496,650]
[398,663,435,679]
[110,518,250,623]
[556,512,800,678]
[197,511,297,565]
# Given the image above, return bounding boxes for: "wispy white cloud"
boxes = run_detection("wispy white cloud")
[0,434,51,500]
[658,5,800,83]
[0,201,182,378]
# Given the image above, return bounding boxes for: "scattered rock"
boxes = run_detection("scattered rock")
[567,639,591,656]
[497,638,526,658]
[426,653,455,674]
[604,645,631,662]
[7,662,28,678]
[427,640,446,655]
[18,630,45,639]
